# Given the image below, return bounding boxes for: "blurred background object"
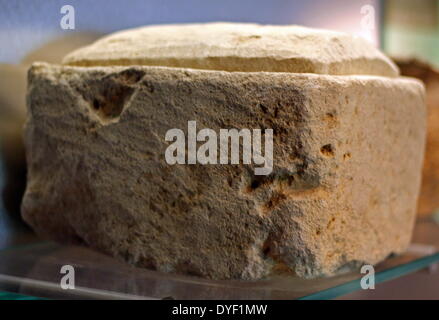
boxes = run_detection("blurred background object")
[382,0,439,216]
[0,63,27,215]
[383,0,439,67]
[393,59,439,216]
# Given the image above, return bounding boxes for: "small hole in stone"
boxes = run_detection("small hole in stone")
[259,104,268,114]
[251,179,261,190]
[320,144,334,157]
[93,99,100,110]
[263,246,271,256]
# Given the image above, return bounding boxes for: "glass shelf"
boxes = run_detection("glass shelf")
[0,218,438,300]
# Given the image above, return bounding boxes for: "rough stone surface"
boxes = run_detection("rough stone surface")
[22,62,426,280]
[395,58,439,216]
[0,33,102,216]
[63,23,399,77]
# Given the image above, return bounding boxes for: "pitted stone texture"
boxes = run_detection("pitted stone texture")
[63,23,399,77]
[22,63,425,280]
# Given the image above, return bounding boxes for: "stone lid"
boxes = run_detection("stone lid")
[63,22,399,77]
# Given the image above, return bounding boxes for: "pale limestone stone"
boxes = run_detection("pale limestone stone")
[22,61,426,280]
[63,23,399,77]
